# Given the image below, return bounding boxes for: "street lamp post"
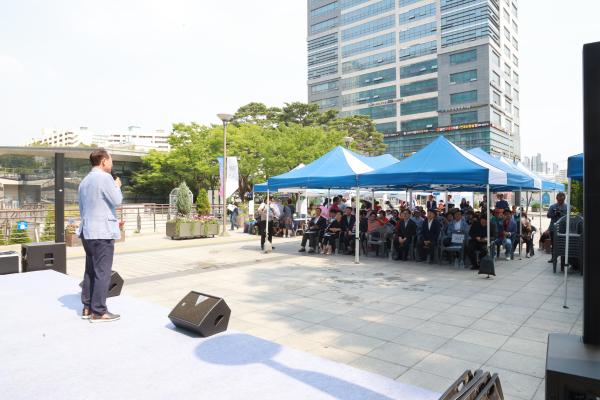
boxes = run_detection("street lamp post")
[343,136,354,149]
[217,113,233,236]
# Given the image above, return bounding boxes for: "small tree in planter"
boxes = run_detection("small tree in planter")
[166,182,197,239]
[40,208,55,241]
[8,225,32,245]
[196,188,211,216]
[64,223,81,246]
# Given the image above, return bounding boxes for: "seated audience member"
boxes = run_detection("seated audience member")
[495,209,517,260]
[318,199,330,219]
[418,209,441,263]
[495,193,509,211]
[299,207,327,254]
[443,209,470,246]
[329,196,341,215]
[437,200,445,211]
[322,211,343,255]
[426,195,437,211]
[373,200,382,212]
[459,198,469,212]
[367,211,382,233]
[387,209,400,225]
[467,214,497,270]
[520,212,535,257]
[393,210,417,261]
[340,207,356,254]
[411,208,425,235]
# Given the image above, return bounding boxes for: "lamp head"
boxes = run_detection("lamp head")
[217,113,234,123]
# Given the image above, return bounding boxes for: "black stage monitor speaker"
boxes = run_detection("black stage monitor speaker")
[168,291,231,337]
[21,242,66,274]
[0,251,19,275]
[79,271,124,298]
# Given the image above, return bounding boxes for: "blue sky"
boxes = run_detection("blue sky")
[0,1,598,164]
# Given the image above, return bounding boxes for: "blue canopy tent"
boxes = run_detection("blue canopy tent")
[568,153,583,181]
[468,148,539,190]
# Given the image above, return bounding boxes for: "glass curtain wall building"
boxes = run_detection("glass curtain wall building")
[307,0,521,159]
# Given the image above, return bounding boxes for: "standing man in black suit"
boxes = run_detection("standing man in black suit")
[419,209,441,263]
[426,195,437,211]
[393,210,417,260]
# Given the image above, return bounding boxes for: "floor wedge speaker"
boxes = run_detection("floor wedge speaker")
[21,242,66,274]
[79,271,124,298]
[168,291,231,337]
[0,251,19,275]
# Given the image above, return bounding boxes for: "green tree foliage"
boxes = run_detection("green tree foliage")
[8,225,32,244]
[196,188,211,216]
[570,180,583,213]
[328,115,386,156]
[40,208,55,241]
[175,181,193,218]
[131,101,387,199]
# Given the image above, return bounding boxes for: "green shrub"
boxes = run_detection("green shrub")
[40,209,55,241]
[195,188,211,216]
[8,225,32,244]
[176,181,193,218]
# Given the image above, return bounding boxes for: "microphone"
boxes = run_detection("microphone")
[110,171,118,180]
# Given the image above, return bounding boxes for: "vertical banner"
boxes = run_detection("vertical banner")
[217,156,239,199]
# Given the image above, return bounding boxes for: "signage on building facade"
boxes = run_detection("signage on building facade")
[384,122,492,138]
[368,98,404,107]
[16,221,28,231]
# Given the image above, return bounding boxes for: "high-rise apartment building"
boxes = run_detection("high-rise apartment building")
[307,0,521,159]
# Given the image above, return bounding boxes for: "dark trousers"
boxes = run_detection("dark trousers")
[81,234,115,315]
[322,234,339,252]
[418,239,436,262]
[394,236,412,260]
[258,220,273,248]
[301,231,320,249]
[467,240,488,268]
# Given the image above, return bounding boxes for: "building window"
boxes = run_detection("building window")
[514,106,520,120]
[342,50,395,73]
[376,122,397,134]
[504,63,511,79]
[311,80,339,94]
[491,51,500,67]
[491,71,501,87]
[308,33,338,52]
[505,81,511,95]
[505,99,512,113]
[512,20,518,33]
[399,3,436,24]
[493,91,501,106]
[504,45,511,58]
[513,54,519,66]
[342,32,395,58]
[310,2,338,18]
[492,111,502,125]
[308,64,338,80]
[504,28,510,41]
[512,3,518,17]
[450,69,477,84]
[400,21,437,43]
[401,117,438,131]
[340,0,369,9]
[513,88,519,101]
[400,97,438,115]
[308,47,338,67]
[400,78,438,96]
[341,15,395,41]
[399,0,422,7]
[503,8,510,22]
[449,49,477,65]
[340,0,395,26]
[341,67,396,90]
[450,90,477,105]
[400,58,438,78]
[512,37,519,50]
[342,104,397,119]
[342,85,396,107]
[310,17,338,34]
[399,40,437,60]
[313,97,339,109]
[513,71,519,84]
[450,111,478,125]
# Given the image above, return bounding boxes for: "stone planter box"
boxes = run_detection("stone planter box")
[166,221,221,239]
[65,233,81,247]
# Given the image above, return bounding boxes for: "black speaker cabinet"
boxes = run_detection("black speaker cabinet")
[168,291,231,337]
[79,271,124,298]
[0,251,19,275]
[21,242,66,274]
[546,334,600,400]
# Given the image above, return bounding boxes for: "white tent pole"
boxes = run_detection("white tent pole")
[445,190,449,212]
[355,186,360,264]
[265,188,271,252]
[518,187,522,259]
[563,178,572,309]
[539,189,543,234]
[409,189,413,209]
[487,185,491,251]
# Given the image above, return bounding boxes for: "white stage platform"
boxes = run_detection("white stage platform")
[0,271,439,400]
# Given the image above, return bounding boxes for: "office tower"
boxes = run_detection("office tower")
[307,0,521,159]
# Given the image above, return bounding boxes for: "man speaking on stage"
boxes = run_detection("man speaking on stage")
[77,149,123,322]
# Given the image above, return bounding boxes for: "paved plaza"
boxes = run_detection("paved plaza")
[66,232,584,400]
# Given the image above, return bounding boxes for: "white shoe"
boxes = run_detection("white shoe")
[505,256,511,261]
